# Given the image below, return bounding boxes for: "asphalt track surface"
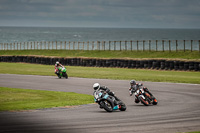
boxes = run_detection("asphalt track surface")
[0,74,200,133]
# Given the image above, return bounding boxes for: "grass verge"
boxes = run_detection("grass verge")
[0,87,94,111]
[0,50,200,60]
[0,62,200,84]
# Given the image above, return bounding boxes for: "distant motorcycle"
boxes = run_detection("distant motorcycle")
[134,84,157,106]
[94,90,126,112]
[55,67,68,79]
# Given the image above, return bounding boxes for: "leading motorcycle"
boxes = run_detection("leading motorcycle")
[55,67,68,79]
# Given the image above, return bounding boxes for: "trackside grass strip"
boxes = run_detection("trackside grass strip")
[0,50,200,60]
[0,87,94,111]
[0,63,200,84]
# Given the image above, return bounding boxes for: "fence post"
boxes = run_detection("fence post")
[191,40,193,52]
[92,41,94,50]
[73,42,75,50]
[99,41,101,50]
[125,41,127,51]
[156,40,158,51]
[41,42,42,50]
[109,41,111,51]
[64,41,66,50]
[199,40,200,53]
[149,40,151,51]
[78,42,80,50]
[101,41,103,50]
[130,40,132,51]
[143,40,145,51]
[83,42,85,50]
[169,40,171,52]
[68,41,70,50]
[44,42,46,50]
[137,40,139,51]
[184,40,185,52]
[119,41,121,51]
[56,41,57,50]
[114,41,116,51]
[87,41,89,50]
[176,40,178,52]
[162,40,164,52]
[10,43,12,50]
[104,41,106,51]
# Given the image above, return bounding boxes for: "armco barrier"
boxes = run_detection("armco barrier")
[0,56,199,71]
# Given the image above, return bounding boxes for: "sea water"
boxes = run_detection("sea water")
[0,27,200,51]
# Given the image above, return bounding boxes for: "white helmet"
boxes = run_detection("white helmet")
[56,61,59,64]
[93,83,100,90]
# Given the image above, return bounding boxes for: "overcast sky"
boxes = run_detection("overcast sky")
[0,0,200,28]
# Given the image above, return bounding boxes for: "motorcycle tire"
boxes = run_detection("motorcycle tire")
[65,73,68,79]
[153,98,158,105]
[119,103,126,111]
[62,72,68,79]
[100,100,113,112]
[139,97,149,106]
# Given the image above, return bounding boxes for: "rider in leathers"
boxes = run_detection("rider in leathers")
[93,83,121,106]
[129,80,154,103]
[55,61,64,77]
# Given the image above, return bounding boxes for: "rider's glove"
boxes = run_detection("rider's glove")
[108,91,115,96]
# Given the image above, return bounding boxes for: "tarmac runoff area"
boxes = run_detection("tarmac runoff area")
[0,74,200,133]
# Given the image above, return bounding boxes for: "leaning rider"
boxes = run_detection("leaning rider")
[55,61,64,76]
[93,83,121,106]
[129,80,154,103]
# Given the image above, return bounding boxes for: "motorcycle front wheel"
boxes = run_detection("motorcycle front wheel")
[63,72,68,79]
[139,96,149,106]
[100,100,113,112]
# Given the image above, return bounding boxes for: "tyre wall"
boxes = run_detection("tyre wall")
[0,56,199,71]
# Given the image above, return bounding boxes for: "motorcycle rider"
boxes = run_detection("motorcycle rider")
[93,83,121,107]
[55,61,64,76]
[129,80,154,103]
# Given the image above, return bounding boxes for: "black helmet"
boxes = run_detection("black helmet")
[130,80,136,85]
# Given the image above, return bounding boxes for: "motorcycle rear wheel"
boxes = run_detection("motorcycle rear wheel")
[119,103,126,111]
[153,98,158,105]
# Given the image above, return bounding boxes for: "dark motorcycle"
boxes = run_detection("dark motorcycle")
[94,90,126,112]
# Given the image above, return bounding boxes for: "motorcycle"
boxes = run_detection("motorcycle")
[55,67,68,79]
[94,90,126,112]
[133,83,158,106]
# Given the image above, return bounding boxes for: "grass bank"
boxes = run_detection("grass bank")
[0,50,199,60]
[0,87,93,111]
[0,63,200,84]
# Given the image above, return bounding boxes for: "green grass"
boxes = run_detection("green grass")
[0,50,200,60]
[0,62,200,84]
[0,87,94,111]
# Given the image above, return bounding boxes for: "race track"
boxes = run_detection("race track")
[0,74,200,133]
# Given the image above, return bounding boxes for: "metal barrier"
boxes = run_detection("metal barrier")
[0,40,200,52]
